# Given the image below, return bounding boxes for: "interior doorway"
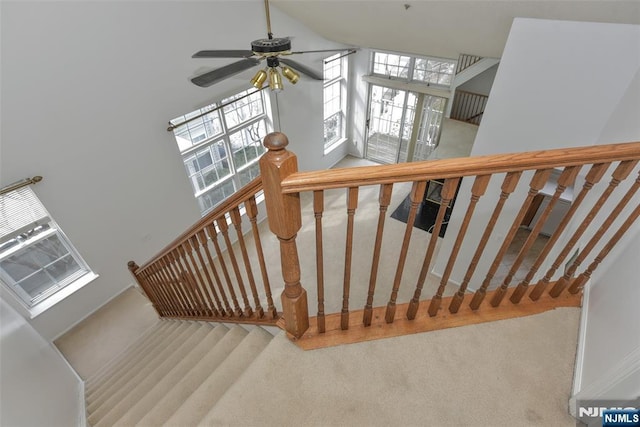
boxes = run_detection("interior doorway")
[365,84,446,164]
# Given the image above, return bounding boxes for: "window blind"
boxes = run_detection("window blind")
[0,186,50,243]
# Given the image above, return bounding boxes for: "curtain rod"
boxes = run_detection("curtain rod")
[1,176,43,196]
[167,86,266,132]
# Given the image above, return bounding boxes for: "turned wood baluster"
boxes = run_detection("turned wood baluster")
[156,256,190,316]
[230,206,264,318]
[363,184,393,327]
[181,240,216,316]
[507,166,581,303]
[206,223,243,317]
[469,169,552,309]
[568,203,640,294]
[526,163,610,301]
[162,254,195,316]
[259,132,309,338]
[413,178,460,318]
[134,265,164,315]
[449,172,521,313]
[341,187,359,330]
[425,176,487,318]
[177,244,213,316]
[198,228,231,317]
[246,196,278,319]
[539,161,639,297]
[147,261,177,316]
[172,248,207,316]
[487,169,553,307]
[217,216,253,317]
[128,262,162,315]
[549,170,640,297]
[314,190,326,333]
[190,234,225,317]
[141,266,172,316]
[385,180,427,323]
[152,265,179,316]
[186,236,221,317]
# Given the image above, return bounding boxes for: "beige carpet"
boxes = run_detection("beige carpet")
[55,287,158,379]
[59,290,580,426]
[206,307,580,427]
[54,156,581,426]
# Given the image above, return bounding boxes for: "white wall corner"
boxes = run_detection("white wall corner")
[569,345,640,416]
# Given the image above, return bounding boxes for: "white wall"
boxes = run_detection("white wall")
[0,297,83,426]
[432,19,640,290]
[457,64,499,96]
[0,1,347,340]
[571,66,640,401]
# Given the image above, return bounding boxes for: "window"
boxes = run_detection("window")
[372,51,456,87]
[170,89,271,215]
[323,53,348,151]
[0,185,94,311]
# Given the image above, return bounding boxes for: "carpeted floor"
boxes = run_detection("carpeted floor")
[54,156,580,426]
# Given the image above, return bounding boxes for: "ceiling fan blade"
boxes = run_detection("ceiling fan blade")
[191,58,262,88]
[288,48,358,55]
[192,50,255,58]
[279,58,323,80]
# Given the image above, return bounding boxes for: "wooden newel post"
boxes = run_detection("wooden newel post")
[259,132,309,338]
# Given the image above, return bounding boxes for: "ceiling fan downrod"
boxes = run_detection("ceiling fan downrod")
[264,0,273,39]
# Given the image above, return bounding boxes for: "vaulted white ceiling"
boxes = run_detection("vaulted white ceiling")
[273,1,640,59]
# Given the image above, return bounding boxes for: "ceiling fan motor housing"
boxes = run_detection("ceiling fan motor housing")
[251,37,291,55]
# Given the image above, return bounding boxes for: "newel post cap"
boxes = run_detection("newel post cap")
[263,132,289,152]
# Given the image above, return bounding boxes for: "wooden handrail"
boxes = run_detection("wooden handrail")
[137,177,263,272]
[280,142,640,193]
[129,131,640,348]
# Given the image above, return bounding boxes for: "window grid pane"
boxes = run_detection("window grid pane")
[172,106,223,152]
[0,221,90,307]
[413,58,456,86]
[172,89,270,215]
[223,90,264,129]
[324,53,347,150]
[373,52,411,79]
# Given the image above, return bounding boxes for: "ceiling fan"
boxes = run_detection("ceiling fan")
[190,0,355,91]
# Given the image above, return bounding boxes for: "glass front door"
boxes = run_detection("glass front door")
[365,85,445,164]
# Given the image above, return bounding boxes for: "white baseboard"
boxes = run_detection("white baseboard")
[572,282,590,397]
[51,284,136,342]
[569,342,640,416]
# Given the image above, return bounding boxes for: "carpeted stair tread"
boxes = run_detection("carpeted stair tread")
[91,322,214,426]
[134,325,250,427]
[86,320,183,398]
[110,325,230,427]
[163,326,274,427]
[85,320,177,394]
[85,319,166,389]
[87,322,196,415]
[86,321,188,404]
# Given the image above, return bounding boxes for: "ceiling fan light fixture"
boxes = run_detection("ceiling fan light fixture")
[250,69,268,89]
[281,66,300,84]
[268,68,283,92]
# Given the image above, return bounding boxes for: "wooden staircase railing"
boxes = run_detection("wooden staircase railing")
[450,90,488,125]
[130,131,640,350]
[456,53,483,74]
[261,133,640,347]
[128,177,280,326]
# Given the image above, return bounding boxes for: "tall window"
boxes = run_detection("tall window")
[170,89,271,215]
[372,51,456,87]
[0,184,94,311]
[323,53,348,152]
